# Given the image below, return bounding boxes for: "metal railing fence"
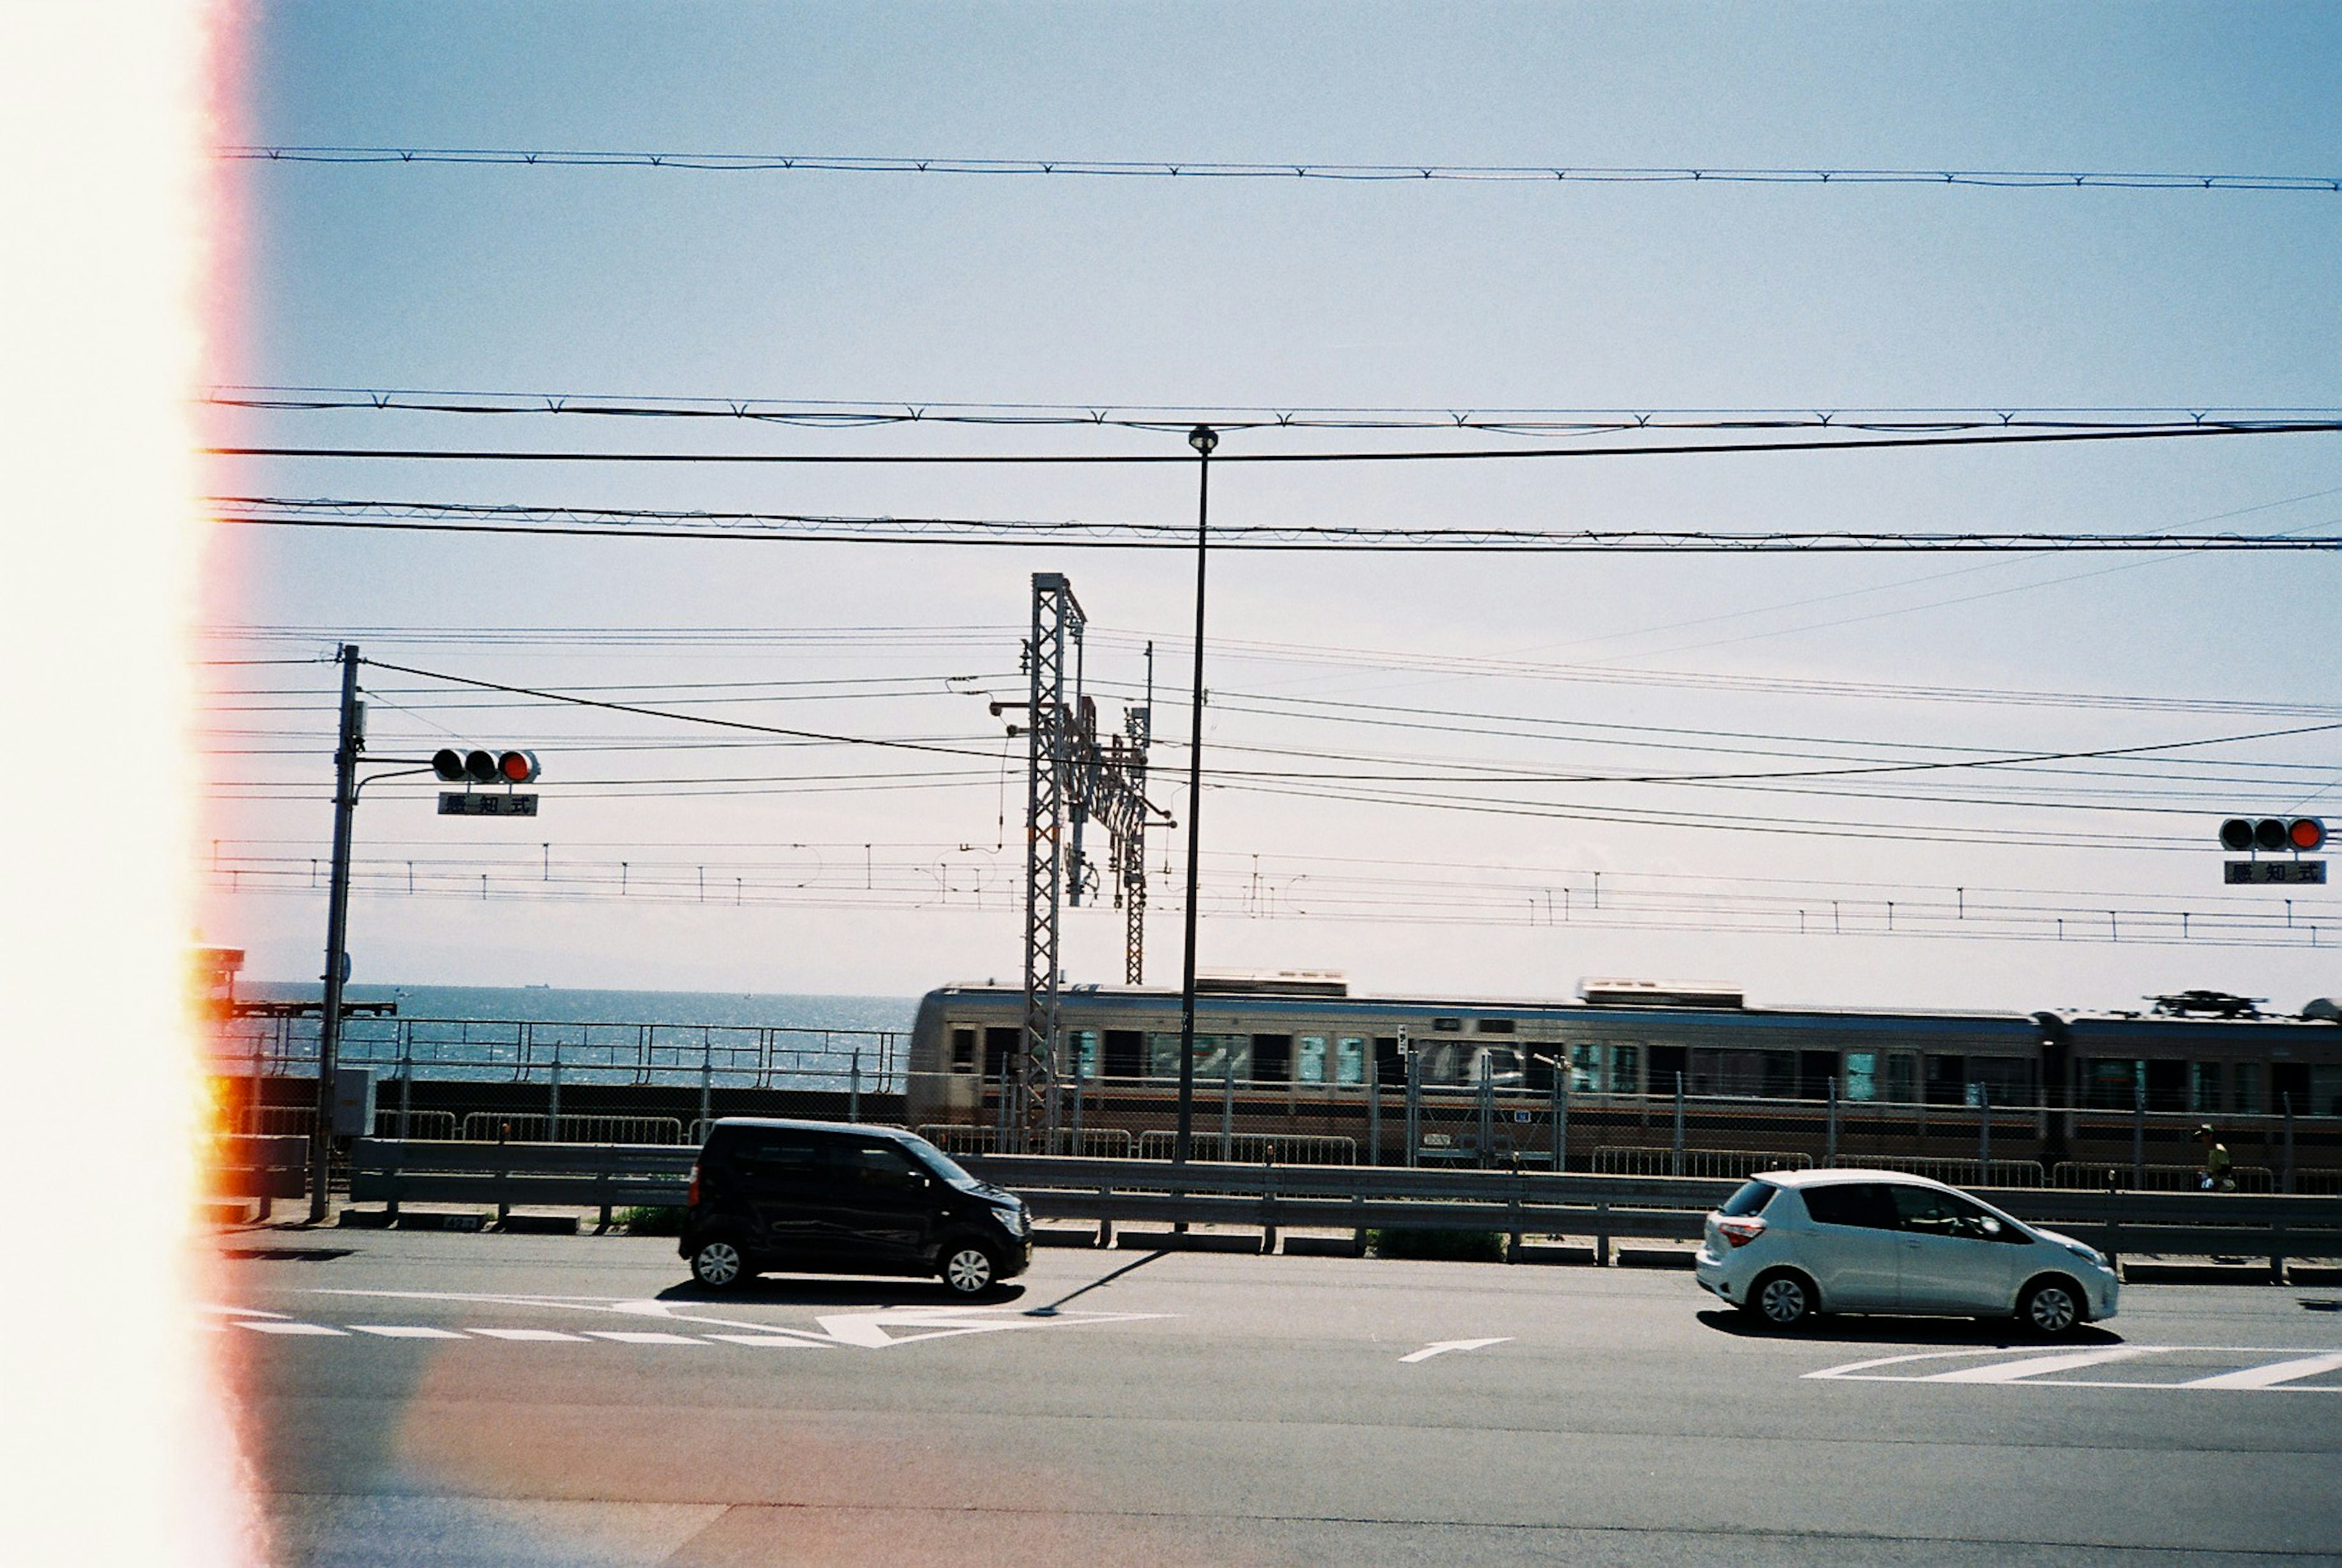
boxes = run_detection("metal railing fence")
[209,1012,902,1091]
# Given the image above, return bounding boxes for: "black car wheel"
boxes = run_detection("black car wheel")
[690,1237,747,1290]
[940,1242,1000,1297]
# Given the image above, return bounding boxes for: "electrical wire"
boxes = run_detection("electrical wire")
[205,420,2342,466]
[217,146,2342,192]
[203,386,2342,436]
[209,496,2342,552]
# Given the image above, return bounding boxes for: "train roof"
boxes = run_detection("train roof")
[921,981,2039,1026]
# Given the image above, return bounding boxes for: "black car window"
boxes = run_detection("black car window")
[1719,1180,1778,1217]
[1892,1185,2005,1241]
[837,1142,927,1192]
[1800,1183,1899,1230]
[728,1136,824,1184]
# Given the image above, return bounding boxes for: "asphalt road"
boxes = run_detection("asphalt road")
[213,1230,2342,1567]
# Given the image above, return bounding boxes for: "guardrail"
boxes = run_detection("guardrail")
[207,1134,308,1216]
[1592,1147,1815,1178]
[335,1142,2342,1272]
[349,1139,692,1230]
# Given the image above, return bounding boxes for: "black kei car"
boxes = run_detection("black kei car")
[680,1119,1033,1296]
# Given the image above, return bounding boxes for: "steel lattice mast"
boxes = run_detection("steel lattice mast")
[1017,573,1157,1150]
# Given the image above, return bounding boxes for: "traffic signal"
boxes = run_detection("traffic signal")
[432,747,541,785]
[2219,817,2323,853]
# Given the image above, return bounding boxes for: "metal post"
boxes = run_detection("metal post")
[310,642,362,1223]
[1395,1044,1414,1165]
[1366,1042,1380,1166]
[1221,1053,1234,1158]
[2132,1078,2146,1188]
[1825,1076,1839,1166]
[398,1031,412,1140]
[2282,1092,2296,1194]
[1550,1054,1567,1172]
[1477,1054,1494,1170]
[1173,424,1216,1166]
[1070,1047,1084,1156]
[548,1039,561,1134]
[698,1040,713,1138]
[849,1048,862,1124]
[1977,1083,1991,1172]
[1672,1073,1686,1177]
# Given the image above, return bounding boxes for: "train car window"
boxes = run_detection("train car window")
[1613,1044,1640,1094]
[950,1027,976,1072]
[1103,1029,1143,1078]
[1883,1053,1917,1104]
[1969,1055,2036,1108]
[1842,1051,1878,1101]
[1923,1053,1968,1106]
[1475,1018,1516,1034]
[2310,1065,2342,1117]
[2230,1062,2261,1115]
[983,1027,1020,1083]
[1373,1036,1404,1084]
[1147,1032,1250,1079]
[2144,1059,2188,1113]
[2188,1061,2221,1115]
[1647,1045,1686,1095]
[2271,1062,2308,1115]
[1069,1030,1100,1080]
[1336,1036,1367,1085]
[2080,1058,2143,1109]
[1797,1051,1836,1101]
[1295,1035,1328,1083]
[1569,1042,1603,1094]
[1251,1033,1291,1083]
[1432,1018,1463,1033]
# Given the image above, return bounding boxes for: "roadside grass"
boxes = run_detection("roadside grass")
[1369,1226,1508,1263]
[616,1205,687,1236]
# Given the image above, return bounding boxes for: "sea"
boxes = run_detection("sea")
[220,983,923,1088]
[237,981,918,1036]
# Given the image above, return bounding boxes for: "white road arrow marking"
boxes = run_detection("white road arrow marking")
[306,1289,1167,1350]
[1400,1337,1512,1363]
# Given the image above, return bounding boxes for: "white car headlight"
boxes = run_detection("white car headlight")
[992,1205,1028,1236]
[2060,1240,2106,1269]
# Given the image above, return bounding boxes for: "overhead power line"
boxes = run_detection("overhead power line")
[218,146,2342,193]
[202,387,2342,437]
[205,421,2342,467]
[211,496,2342,553]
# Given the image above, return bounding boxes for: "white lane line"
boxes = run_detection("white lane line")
[707,1334,833,1349]
[1924,1347,2164,1383]
[199,1304,291,1320]
[238,1321,347,1336]
[470,1328,590,1342]
[1400,1337,1513,1364]
[583,1331,706,1346]
[348,1325,468,1340]
[2181,1351,2342,1390]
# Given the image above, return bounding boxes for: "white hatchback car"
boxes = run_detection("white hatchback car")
[1694,1168,2119,1336]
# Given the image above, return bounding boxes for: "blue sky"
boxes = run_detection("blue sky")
[201,2,2342,1011]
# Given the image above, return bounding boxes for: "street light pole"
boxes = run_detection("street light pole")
[310,642,363,1222]
[1173,424,1216,1167]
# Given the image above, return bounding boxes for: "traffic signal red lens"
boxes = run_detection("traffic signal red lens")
[2291,818,2326,852]
[498,750,539,784]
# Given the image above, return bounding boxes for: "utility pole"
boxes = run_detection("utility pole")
[1174,424,1216,1166]
[310,643,362,1222]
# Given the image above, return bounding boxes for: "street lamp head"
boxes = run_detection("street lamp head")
[1188,424,1218,456]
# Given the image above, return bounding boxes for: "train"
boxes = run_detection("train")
[904,975,2342,1183]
